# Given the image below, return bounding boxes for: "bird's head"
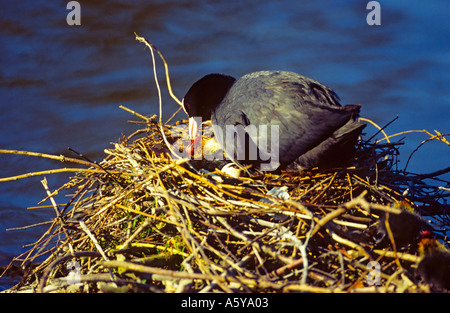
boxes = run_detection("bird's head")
[418,230,446,256]
[182,74,235,140]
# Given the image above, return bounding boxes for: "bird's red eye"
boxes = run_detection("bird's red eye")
[181,98,189,111]
[182,98,190,110]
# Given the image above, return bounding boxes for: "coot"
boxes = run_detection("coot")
[374,201,433,248]
[182,70,365,171]
[417,231,450,290]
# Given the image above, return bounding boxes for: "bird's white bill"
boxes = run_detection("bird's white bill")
[188,116,198,140]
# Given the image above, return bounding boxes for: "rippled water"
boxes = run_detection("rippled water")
[0,1,449,289]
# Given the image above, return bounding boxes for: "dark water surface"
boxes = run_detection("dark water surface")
[0,1,449,289]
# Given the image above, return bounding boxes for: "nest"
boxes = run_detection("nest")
[1,110,449,293]
[1,35,449,293]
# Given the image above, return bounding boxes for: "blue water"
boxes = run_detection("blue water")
[0,1,449,289]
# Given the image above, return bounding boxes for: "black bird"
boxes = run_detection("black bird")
[182,70,365,171]
[373,201,433,249]
[417,231,450,290]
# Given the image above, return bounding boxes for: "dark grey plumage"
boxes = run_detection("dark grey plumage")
[183,70,366,170]
[374,205,433,248]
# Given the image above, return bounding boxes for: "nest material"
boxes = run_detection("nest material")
[2,113,449,293]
